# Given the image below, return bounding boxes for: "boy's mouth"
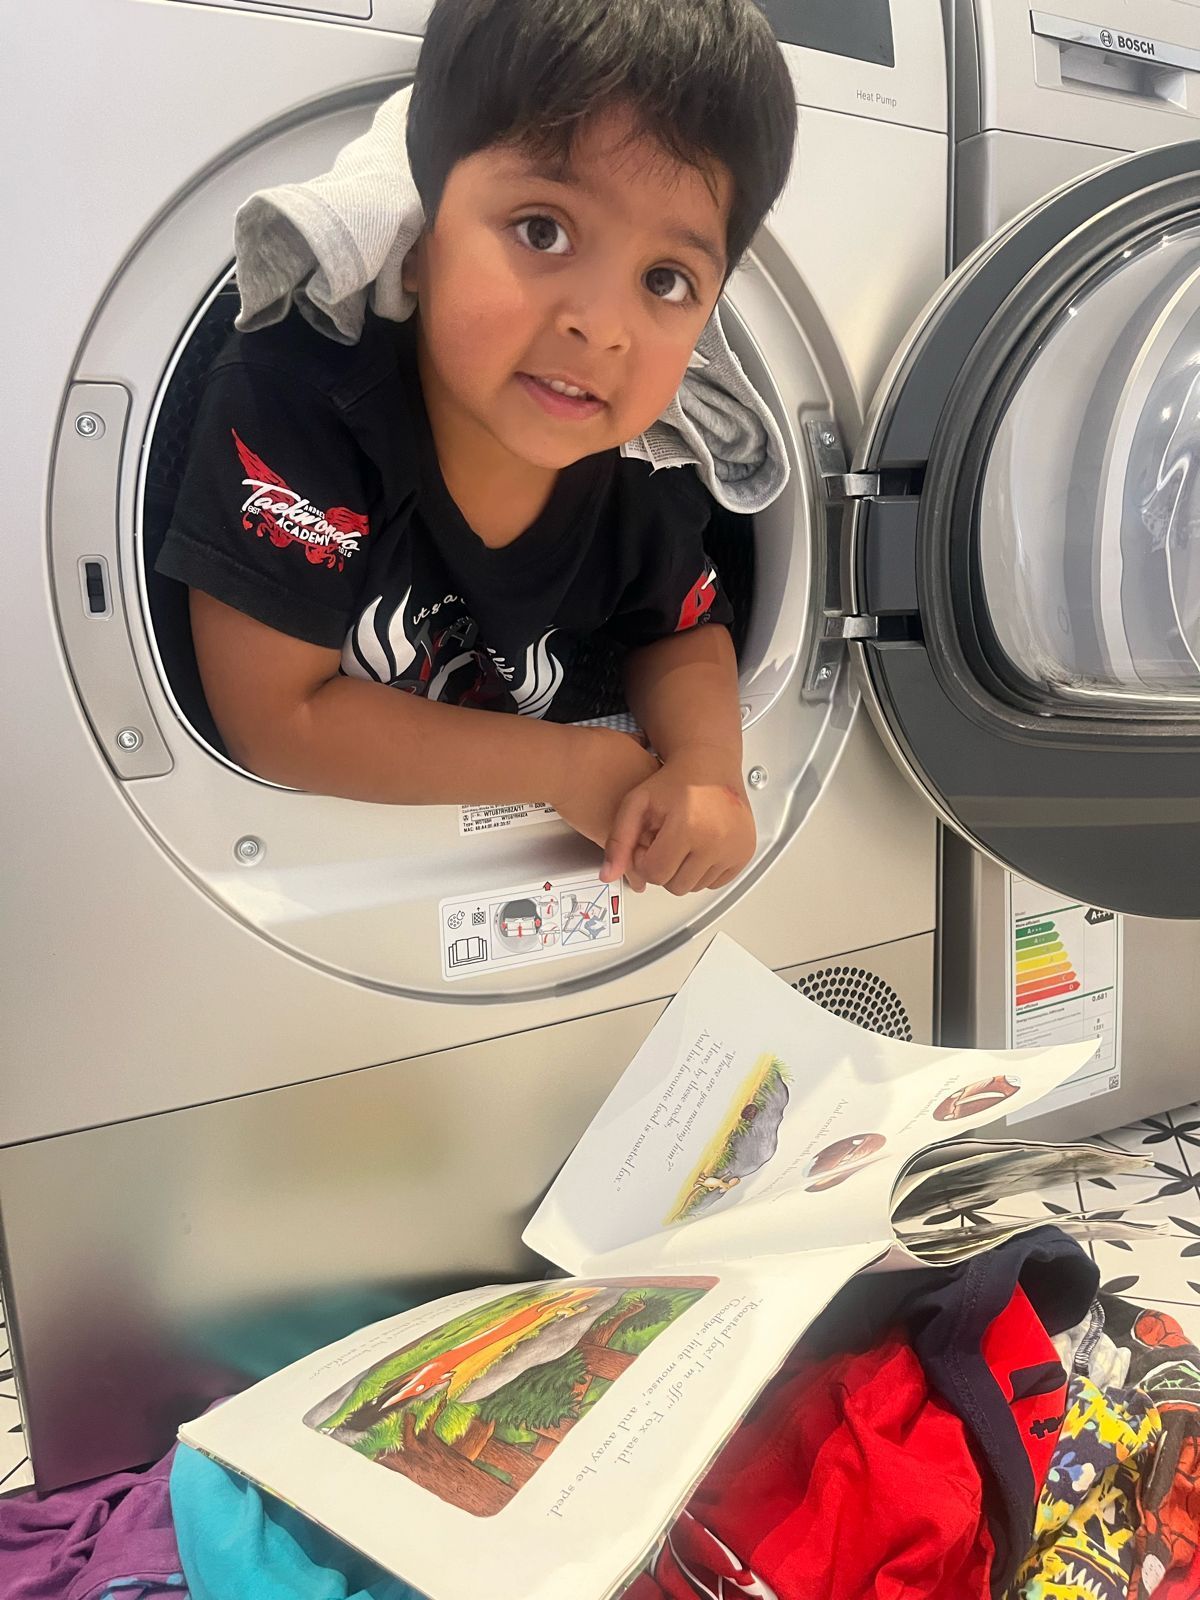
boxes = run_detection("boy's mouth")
[515,372,607,421]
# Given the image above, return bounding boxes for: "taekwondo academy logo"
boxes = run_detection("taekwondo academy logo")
[232,431,368,572]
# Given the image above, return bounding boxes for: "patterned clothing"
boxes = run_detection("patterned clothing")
[1010,1375,1161,1600]
[1103,1299,1200,1598]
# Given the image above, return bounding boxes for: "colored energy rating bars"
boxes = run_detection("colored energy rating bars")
[1014,915,1081,1008]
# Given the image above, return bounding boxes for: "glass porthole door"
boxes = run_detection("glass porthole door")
[848,140,1200,917]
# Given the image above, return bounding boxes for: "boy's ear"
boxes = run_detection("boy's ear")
[401,235,423,295]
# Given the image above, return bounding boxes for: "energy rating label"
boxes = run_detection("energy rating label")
[1006,875,1123,1123]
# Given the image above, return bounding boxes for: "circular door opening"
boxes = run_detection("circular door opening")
[78,203,845,996]
[141,274,762,767]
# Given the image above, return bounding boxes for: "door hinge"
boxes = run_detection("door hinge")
[801,417,881,697]
[824,614,880,640]
[805,419,881,501]
[803,613,880,697]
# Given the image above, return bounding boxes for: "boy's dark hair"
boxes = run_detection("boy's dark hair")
[406,0,797,283]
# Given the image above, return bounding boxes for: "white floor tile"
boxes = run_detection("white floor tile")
[1087,1229,1200,1311]
[0,1293,31,1496]
[0,1385,32,1497]
[1062,1099,1200,1336]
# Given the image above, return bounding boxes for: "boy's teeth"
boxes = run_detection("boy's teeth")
[541,377,591,399]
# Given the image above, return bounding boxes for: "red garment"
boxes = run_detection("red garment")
[627,1282,1070,1600]
[628,1333,995,1600]
[980,1282,1067,1498]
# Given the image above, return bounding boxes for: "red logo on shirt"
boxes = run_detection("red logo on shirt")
[233,431,368,572]
[676,564,718,631]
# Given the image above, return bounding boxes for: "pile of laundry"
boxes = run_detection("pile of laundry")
[2,1227,1198,1600]
[634,1227,1200,1600]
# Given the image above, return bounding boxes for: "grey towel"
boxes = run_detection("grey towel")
[233,86,788,514]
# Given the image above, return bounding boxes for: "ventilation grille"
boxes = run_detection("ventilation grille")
[791,965,913,1041]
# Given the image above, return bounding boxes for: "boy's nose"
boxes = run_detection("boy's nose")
[552,286,633,357]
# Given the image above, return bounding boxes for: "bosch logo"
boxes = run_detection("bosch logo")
[1100,28,1113,47]
[1115,32,1155,55]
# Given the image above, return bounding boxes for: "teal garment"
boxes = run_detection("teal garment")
[97,1585,186,1598]
[170,1444,425,1600]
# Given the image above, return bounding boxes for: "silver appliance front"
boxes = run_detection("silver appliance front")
[0,930,933,1491]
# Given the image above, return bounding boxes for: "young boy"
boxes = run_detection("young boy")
[158,0,796,896]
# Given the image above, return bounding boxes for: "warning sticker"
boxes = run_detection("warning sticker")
[1005,875,1123,1125]
[439,873,625,982]
[459,801,559,836]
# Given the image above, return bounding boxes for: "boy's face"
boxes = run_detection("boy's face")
[402,103,733,475]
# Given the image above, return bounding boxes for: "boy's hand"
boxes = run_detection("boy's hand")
[600,745,756,895]
[551,726,661,890]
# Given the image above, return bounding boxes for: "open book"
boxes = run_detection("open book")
[180,934,1155,1600]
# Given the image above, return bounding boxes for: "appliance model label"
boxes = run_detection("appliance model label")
[439,873,624,981]
[1005,875,1123,1124]
[458,800,559,836]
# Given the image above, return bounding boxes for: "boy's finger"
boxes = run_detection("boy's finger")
[623,846,650,893]
[601,790,651,883]
[621,844,643,893]
[631,829,656,868]
[665,853,708,896]
[636,822,689,888]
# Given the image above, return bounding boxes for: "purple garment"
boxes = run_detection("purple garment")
[0,1441,186,1600]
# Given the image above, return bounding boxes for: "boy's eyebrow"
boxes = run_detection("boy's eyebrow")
[497,156,726,277]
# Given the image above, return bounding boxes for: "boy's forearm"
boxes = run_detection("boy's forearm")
[622,626,744,771]
[249,673,581,807]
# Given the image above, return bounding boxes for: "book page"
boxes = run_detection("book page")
[179,1246,881,1600]
[524,934,1098,1275]
[891,1139,1151,1223]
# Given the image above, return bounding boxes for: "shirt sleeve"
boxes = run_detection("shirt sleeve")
[155,358,376,650]
[603,467,736,649]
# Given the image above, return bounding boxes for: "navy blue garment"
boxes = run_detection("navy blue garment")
[804,1226,1100,1593]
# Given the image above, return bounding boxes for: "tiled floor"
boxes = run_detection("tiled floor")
[0,1276,25,1495]
[5,1102,1200,1499]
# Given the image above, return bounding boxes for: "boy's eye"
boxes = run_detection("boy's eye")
[515,215,570,255]
[513,216,695,305]
[644,266,692,305]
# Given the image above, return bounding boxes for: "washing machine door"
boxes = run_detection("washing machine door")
[49,76,850,1001]
[849,139,1200,918]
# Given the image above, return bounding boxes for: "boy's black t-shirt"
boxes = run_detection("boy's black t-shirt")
[156,308,733,724]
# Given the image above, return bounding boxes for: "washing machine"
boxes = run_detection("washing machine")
[10,0,1200,1494]
[2,0,948,1490]
[933,0,1200,1140]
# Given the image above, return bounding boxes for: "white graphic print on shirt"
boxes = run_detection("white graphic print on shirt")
[501,631,565,718]
[341,586,566,718]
